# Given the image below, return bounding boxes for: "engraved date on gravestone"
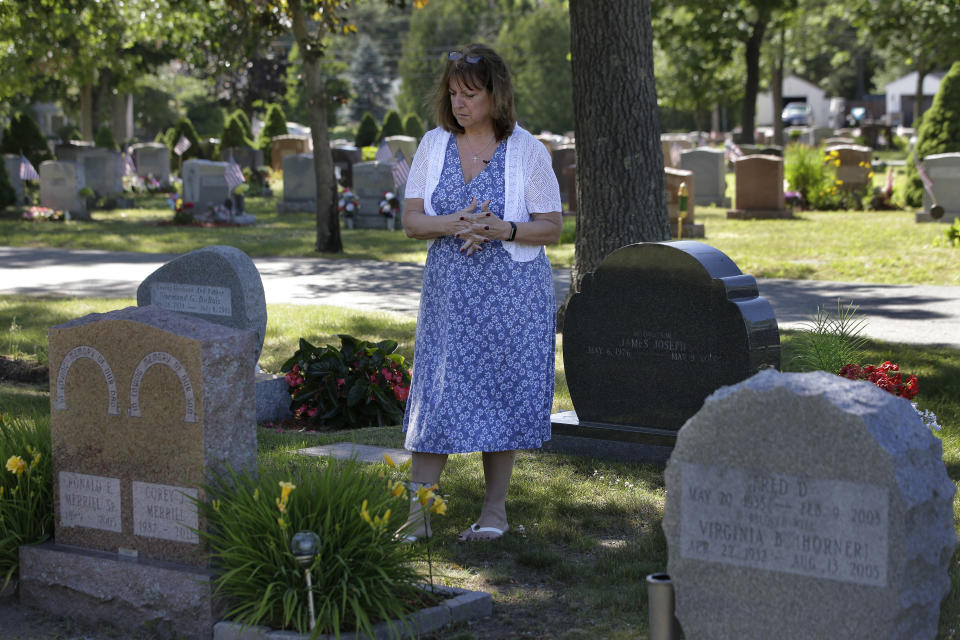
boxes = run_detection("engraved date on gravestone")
[583,330,719,364]
[150,282,232,316]
[59,471,122,532]
[132,481,199,544]
[679,462,889,587]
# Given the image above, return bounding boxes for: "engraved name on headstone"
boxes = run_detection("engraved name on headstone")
[58,471,122,532]
[132,481,199,544]
[678,462,888,587]
[150,283,232,317]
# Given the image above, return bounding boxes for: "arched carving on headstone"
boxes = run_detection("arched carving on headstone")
[128,351,198,423]
[53,345,120,415]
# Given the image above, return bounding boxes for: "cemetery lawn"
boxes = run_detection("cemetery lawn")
[3,196,959,285]
[0,299,958,638]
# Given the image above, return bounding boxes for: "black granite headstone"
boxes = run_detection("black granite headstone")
[555,241,779,460]
[332,146,363,188]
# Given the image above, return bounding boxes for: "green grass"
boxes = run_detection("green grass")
[1,301,958,638]
[5,186,958,285]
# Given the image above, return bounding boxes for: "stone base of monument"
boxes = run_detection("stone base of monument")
[669,220,705,238]
[915,209,958,223]
[544,411,675,463]
[256,370,292,423]
[19,542,221,640]
[725,208,794,219]
[212,584,492,640]
[277,199,315,213]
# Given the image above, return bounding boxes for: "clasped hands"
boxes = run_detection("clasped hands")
[449,198,509,256]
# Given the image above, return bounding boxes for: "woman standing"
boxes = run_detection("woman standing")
[401,43,562,542]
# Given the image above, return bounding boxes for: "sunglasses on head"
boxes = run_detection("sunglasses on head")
[448,51,482,64]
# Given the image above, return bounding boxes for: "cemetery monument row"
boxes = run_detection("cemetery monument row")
[554,241,779,461]
[663,370,957,639]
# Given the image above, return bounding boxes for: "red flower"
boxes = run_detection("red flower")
[393,384,410,402]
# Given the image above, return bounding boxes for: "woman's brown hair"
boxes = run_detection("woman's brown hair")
[431,43,517,141]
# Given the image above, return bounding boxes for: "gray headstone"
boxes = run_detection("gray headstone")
[182,159,231,214]
[663,369,957,640]
[137,245,267,364]
[55,141,95,164]
[3,153,23,202]
[76,148,123,197]
[281,152,316,205]
[680,147,729,207]
[353,161,404,229]
[221,146,263,172]
[921,152,960,219]
[130,142,170,186]
[39,160,88,219]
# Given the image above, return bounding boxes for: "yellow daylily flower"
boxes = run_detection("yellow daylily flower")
[416,484,438,506]
[360,499,372,524]
[279,481,296,502]
[383,454,396,469]
[391,481,405,497]
[278,517,287,529]
[5,456,26,476]
[253,488,260,501]
[430,495,447,515]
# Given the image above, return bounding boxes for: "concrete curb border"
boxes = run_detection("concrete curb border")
[212,585,491,640]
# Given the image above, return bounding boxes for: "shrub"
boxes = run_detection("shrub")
[355,112,379,148]
[281,334,411,429]
[0,413,53,589]
[167,117,203,164]
[231,109,253,141]
[257,103,288,160]
[55,123,82,143]
[904,61,960,207]
[0,112,53,170]
[94,124,119,151]
[220,114,254,151]
[403,113,425,141]
[196,460,429,636]
[784,145,870,211]
[792,301,868,374]
[379,110,404,141]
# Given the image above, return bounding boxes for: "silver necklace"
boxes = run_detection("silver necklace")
[463,135,497,165]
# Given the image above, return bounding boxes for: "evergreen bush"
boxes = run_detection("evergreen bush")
[220,114,254,151]
[904,61,960,207]
[0,112,52,170]
[379,110,404,141]
[94,124,119,151]
[231,109,253,141]
[355,112,379,148]
[168,117,203,162]
[403,113,425,141]
[0,160,16,209]
[257,103,288,160]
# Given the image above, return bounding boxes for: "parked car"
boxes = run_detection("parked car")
[781,102,812,126]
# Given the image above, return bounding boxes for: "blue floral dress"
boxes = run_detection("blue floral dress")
[402,135,555,453]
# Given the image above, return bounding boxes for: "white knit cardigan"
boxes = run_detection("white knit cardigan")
[404,124,562,262]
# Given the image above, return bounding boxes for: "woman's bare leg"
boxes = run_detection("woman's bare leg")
[461,450,515,540]
[402,452,448,538]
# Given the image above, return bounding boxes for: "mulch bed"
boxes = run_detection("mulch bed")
[0,356,49,385]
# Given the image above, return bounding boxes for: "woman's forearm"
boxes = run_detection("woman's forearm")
[402,201,456,240]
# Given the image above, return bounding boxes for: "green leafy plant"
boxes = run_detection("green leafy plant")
[196,459,429,637]
[281,334,411,429]
[0,412,53,589]
[94,124,119,151]
[943,218,960,247]
[792,300,869,374]
[403,113,425,141]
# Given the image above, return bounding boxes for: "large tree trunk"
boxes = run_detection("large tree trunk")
[771,26,784,146]
[566,0,668,318]
[913,53,926,127]
[80,82,94,141]
[290,2,342,254]
[740,16,768,145]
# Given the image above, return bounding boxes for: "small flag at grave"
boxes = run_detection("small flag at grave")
[123,150,137,176]
[173,135,191,156]
[392,151,410,190]
[225,159,245,192]
[375,140,393,163]
[19,154,39,181]
[914,155,935,193]
[724,138,744,162]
